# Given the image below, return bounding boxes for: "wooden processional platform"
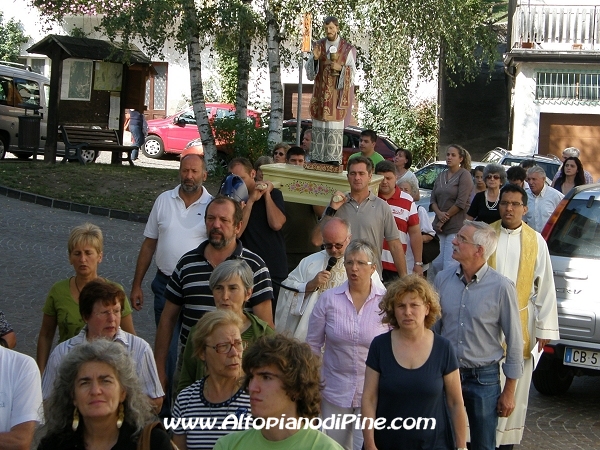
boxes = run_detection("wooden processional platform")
[260,163,383,206]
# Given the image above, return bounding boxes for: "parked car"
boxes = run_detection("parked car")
[481,147,561,182]
[282,119,398,167]
[533,183,600,395]
[0,62,50,160]
[143,103,261,159]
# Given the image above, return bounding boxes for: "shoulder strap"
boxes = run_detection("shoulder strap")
[137,421,162,450]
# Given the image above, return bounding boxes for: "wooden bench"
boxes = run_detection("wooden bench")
[59,125,136,166]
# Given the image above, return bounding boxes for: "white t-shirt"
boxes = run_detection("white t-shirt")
[0,347,43,432]
[144,185,213,275]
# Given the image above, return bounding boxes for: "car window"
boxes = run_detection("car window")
[482,151,503,163]
[179,110,196,124]
[343,133,353,148]
[0,76,12,105]
[547,196,600,259]
[415,164,445,190]
[282,127,297,144]
[215,108,235,119]
[502,157,559,180]
[14,78,41,106]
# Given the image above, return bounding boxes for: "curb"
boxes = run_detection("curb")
[0,185,149,223]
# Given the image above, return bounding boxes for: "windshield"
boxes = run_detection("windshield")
[547,195,600,259]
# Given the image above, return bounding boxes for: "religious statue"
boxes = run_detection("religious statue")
[305,16,356,166]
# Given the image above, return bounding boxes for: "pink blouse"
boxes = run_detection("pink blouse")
[306,281,388,408]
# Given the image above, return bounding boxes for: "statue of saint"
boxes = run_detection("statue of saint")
[305,16,356,165]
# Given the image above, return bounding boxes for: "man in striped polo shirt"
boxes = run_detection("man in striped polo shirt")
[375,161,423,281]
[155,196,274,393]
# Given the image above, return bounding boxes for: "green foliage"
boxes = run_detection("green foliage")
[0,13,29,63]
[212,116,269,165]
[214,43,238,103]
[69,26,88,38]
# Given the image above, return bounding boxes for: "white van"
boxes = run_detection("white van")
[0,61,50,159]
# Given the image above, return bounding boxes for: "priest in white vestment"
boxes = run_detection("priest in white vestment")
[488,184,560,449]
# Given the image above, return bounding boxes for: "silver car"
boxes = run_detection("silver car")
[533,184,600,395]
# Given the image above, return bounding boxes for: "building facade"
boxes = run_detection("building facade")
[505,0,600,179]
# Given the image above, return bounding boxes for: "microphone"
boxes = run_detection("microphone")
[325,256,338,272]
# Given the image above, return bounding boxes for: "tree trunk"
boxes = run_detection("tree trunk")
[235,2,252,119]
[182,0,217,169]
[266,10,283,147]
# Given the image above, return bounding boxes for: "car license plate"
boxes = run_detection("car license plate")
[563,347,600,370]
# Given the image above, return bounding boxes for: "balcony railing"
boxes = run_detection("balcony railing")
[512,4,599,50]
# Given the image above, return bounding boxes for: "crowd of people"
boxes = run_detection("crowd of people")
[5,137,587,450]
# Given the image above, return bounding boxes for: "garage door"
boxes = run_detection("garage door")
[538,113,600,181]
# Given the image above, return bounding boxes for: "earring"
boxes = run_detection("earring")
[116,403,124,429]
[72,408,80,432]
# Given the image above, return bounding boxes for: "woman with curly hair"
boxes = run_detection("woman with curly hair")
[36,339,172,450]
[362,275,466,450]
[552,156,586,195]
[214,334,342,449]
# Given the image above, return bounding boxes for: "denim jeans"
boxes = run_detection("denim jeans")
[460,364,500,450]
[129,124,144,159]
[152,270,181,417]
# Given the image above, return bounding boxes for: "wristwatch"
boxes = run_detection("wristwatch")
[324,206,337,217]
[414,262,424,266]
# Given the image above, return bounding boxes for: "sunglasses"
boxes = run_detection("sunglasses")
[486,175,501,180]
[322,242,345,250]
[274,151,285,157]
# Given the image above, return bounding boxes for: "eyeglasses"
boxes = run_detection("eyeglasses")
[499,201,523,208]
[344,260,373,268]
[206,340,248,354]
[486,175,501,180]
[322,237,348,250]
[94,308,121,318]
[274,152,285,157]
[455,234,480,246]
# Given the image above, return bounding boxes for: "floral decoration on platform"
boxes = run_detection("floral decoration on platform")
[286,181,336,197]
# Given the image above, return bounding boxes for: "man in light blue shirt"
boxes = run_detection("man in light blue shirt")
[434,220,524,450]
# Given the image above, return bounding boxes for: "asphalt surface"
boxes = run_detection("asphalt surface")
[1,154,599,449]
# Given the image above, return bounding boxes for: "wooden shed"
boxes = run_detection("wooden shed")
[27,35,153,162]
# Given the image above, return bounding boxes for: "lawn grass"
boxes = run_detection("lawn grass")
[0,161,221,215]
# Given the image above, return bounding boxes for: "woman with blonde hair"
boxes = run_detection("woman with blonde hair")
[36,223,135,373]
[362,275,466,450]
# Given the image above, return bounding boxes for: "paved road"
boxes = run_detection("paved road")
[1,164,600,449]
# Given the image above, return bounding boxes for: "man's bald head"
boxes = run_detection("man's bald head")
[321,218,351,259]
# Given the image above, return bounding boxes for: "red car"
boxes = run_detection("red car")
[143,103,261,159]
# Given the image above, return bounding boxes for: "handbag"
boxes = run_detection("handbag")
[137,421,179,450]
[421,232,440,265]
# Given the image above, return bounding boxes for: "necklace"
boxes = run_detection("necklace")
[443,169,460,186]
[73,276,82,293]
[485,190,499,210]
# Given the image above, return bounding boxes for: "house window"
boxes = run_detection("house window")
[536,71,600,104]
